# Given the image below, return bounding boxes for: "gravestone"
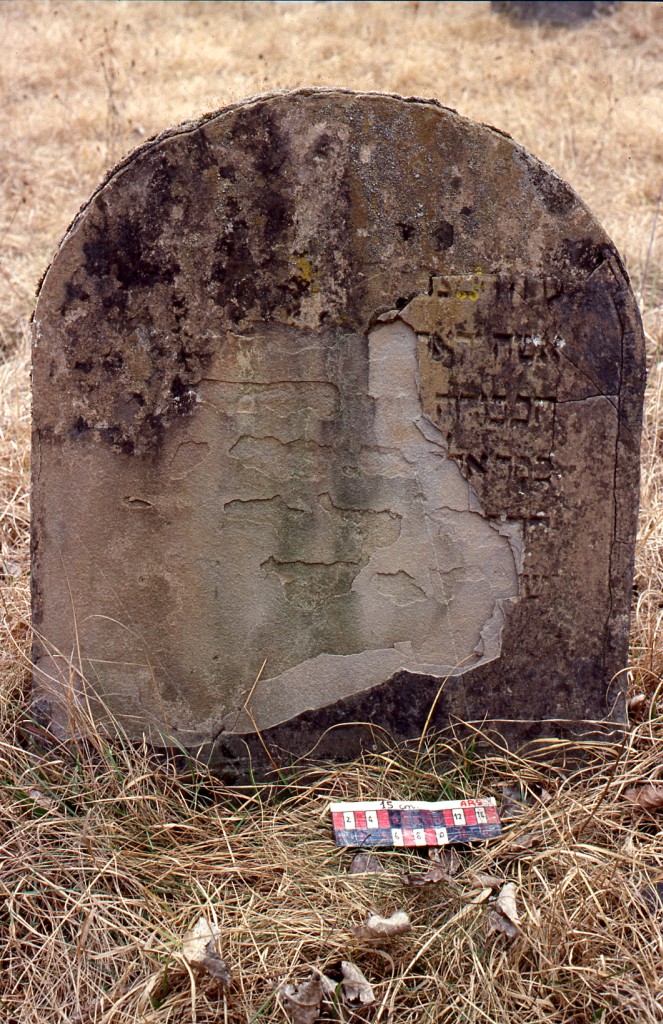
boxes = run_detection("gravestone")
[32,90,645,774]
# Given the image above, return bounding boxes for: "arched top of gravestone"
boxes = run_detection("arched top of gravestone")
[35,88,629,458]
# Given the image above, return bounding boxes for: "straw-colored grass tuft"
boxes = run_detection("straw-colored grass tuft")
[2,2,663,1020]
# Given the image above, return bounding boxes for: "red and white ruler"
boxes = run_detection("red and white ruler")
[330,798,501,848]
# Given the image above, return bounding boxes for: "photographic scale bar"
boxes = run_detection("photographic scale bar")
[330,797,502,848]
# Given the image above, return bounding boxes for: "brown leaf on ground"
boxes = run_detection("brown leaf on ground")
[317,962,376,1014]
[28,787,57,811]
[469,887,494,905]
[278,976,323,1024]
[402,846,461,885]
[508,832,537,852]
[338,961,375,1006]
[468,871,503,891]
[625,784,663,811]
[354,909,411,940]
[349,852,384,875]
[181,915,231,988]
[628,693,647,715]
[486,882,522,939]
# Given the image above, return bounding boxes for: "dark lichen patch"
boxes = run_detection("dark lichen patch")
[205,170,299,323]
[48,304,215,454]
[70,416,92,437]
[37,141,231,453]
[102,352,124,372]
[82,159,180,287]
[435,219,455,250]
[527,160,576,216]
[60,280,90,313]
[230,104,290,178]
[556,237,615,275]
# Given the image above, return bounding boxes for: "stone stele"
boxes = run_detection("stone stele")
[32,90,645,773]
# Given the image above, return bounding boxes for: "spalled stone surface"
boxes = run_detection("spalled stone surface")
[32,89,645,774]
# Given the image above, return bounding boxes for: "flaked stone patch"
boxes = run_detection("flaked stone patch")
[221,319,519,734]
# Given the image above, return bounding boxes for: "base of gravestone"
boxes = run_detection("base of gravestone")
[29,670,627,784]
[27,696,628,787]
[490,1,621,25]
[190,655,629,780]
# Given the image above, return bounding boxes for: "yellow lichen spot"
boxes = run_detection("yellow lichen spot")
[455,288,479,301]
[293,255,319,294]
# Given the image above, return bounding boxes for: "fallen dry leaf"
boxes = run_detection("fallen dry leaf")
[354,909,411,940]
[278,976,323,1024]
[349,852,384,875]
[403,846,461,886]
[469,871,503,891]
[431,846,461,875]
[628,693,647,715]
[469,887,494,905]
[508,832,537,852]
[338,961,375,1006]
[280,963,375,1022]
[181,915,231,988]
[486,882,522,939]
[625,783,663,811]
[28,787,57,811]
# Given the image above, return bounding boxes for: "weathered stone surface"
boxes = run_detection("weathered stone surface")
[32,89,645,773]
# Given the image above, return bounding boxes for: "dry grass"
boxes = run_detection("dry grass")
[5,716,663,1024]
[2,1,663,1021]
